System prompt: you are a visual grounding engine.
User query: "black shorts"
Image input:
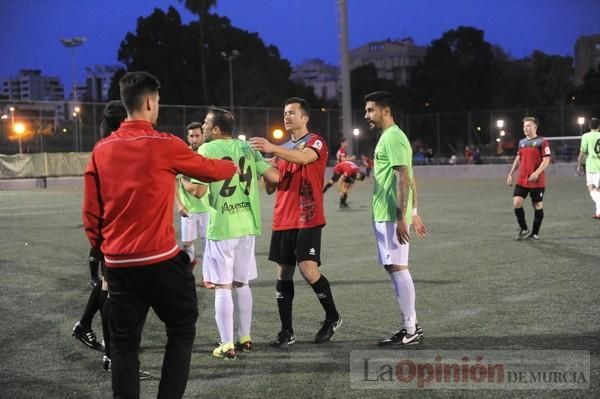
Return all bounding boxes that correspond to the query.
[513,184,545,203]
[269,227,322,266]
[330,172,342,183]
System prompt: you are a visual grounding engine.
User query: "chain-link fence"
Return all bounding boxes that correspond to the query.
[1,100,598,164]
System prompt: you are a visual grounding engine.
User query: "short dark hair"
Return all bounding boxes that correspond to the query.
[589,117,600,130]
[285,97,310,117]
[522,116,539,126]
[363,91,394,110]
[208,106,235,134]
[186,121,203,131]
[119,71,161,114]
[100,100,126,138]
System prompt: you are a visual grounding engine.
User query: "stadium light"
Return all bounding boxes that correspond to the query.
[1,114,7,120]
[60,36,86,100]
[353,128,360,136]
[14,122,25,154]
[495,137,501,143]
[496,119,504,129]
[577,117,585,135]
[272,129,284,140]
[237,134,246,141]
[476,126,481,132]
[499,130,506,137]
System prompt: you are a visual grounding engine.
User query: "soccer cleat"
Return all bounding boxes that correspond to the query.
[339,203,350,209]
[593,214,600,219]
[236,336,253,352]
[400,331,424,346]
[72,322,103,351]
[270,330,296,348]
[212,342,237,360]
[138,370,152,380]
[378,323,423,346]
[527,233,540,241]
[102,355,111,371]
[314,316,343,343]
[514,229,529,241]
[102,356,151,380]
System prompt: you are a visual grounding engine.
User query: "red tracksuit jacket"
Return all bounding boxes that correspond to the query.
[82,120,236,268]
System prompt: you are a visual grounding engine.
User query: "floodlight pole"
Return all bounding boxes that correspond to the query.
[60,37,87,101]
[221,50,240,111]
[337,0,353,155]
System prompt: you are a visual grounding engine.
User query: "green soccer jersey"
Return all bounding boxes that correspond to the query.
[372,124,414,224]
[195,139,271,240]
[580,131,600,173]
[177,178,210,214]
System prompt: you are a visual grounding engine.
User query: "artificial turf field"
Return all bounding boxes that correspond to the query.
[0,175,599,398]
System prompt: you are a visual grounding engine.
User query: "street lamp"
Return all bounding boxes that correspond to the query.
[577,116,585,134]
[60,36,87,100]
[353,128,360,155]
[72,107,82,152]
[14,122,25,154]
[221,50,240,111]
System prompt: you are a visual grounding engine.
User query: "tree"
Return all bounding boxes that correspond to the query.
[179,0,217,104]
[573,66,600,105]
[409,26,495,112]
[111,7,316,107]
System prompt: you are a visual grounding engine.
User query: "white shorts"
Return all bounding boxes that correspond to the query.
[203,236,258,285]
[586,172,600,188]
[181,212,209,242]
[373,221,410,266]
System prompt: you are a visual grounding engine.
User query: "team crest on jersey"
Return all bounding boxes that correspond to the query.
[313,140,323,150]
[544,146,551,155]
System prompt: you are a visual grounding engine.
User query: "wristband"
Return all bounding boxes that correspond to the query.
[412,208,418,216]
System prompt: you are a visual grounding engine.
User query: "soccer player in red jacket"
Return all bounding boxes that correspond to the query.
[82,71,236,399]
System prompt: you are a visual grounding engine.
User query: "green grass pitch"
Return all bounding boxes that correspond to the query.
[0,175,598,398]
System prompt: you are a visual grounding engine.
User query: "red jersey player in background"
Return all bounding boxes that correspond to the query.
[249,97,342,348]
[336,137,355,163]
[323,160,366,208]
[506,116,551,240]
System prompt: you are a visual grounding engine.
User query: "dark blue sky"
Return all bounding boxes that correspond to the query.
[1,0,598,93]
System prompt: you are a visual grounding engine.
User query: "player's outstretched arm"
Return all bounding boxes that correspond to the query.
[249,137,317,165]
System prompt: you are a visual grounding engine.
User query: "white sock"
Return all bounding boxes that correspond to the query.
[390,270,416,334]
[184,243,195,263]
[591,190,600,214]
[235,284,253,339]
[215,288,234,345]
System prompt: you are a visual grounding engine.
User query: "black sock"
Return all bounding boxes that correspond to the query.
[532,208,544,235]
[101,294,111,358]
[323,182,332,193]
[80,283,101,328]
[310,275,339,321]
[514,207,528,230]
[276,280,294,333]
[340,193,348,205]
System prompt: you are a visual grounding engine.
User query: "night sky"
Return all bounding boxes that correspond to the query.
[1,0,598,93]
